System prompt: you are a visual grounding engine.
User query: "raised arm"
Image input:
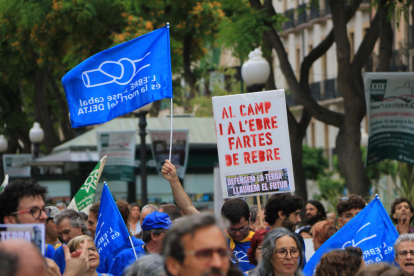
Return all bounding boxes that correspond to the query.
[161,159,199,215]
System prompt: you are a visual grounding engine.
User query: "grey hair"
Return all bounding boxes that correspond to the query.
[163,212,221,264]
[251,228,304,276]
[250,205,265,223]
[125,254,165,276]
[394,233,414,257]
[54,209,90,235]
[142,204,159,212]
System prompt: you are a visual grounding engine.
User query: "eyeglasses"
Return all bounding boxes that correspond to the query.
[10,207,49,219]
[186,248,231,261]
[274,248,300,259]
[227,225,249,234]
[397,250,414,259]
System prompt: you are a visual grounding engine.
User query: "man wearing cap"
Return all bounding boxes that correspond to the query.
[108,211,172,276]
[45,206,62,249]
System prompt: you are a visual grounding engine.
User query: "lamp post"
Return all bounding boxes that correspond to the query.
[0,135,8,181]
[241,48,271,92]
[29,122,44,176]
[135,103,153,206]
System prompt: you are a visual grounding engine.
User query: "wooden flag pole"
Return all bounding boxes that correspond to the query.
[96,155,107,183]
[257,195,263,226]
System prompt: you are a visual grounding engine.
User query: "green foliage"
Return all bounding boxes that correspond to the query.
[371,0,414,28]
[315,171,345,213]
[390,163,414,204]
[302,145,329,180]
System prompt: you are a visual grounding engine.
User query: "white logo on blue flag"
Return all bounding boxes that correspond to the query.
[95,184,130,263]
[303,196,399,276]
[62,26,172,128]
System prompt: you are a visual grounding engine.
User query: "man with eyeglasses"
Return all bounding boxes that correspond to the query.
[394,233,414,276]
[336,194,366,227]
[108,211,172,276]
[164,213,232,276]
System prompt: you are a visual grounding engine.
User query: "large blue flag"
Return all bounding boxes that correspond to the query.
[62,25,172,128]
[303,196,399,276]
[95,183,130,263]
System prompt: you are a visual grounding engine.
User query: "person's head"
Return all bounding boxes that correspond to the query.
[265,193,304,231]
[336,195,366,227]
[253,228,303,276]
[315,247,365,276]
[55,202,66,211]
[0,180,48,224]
[298,227,312,239]
[68,235,100,270]
[130,203,141,220]
[305,200,327,226]
[87,202,100,239]
[159,204,182,221]
[356,262,403,276]
[391,198,414,224]
[221,198,250,242]
[394,233,414,276]
[141,204,159,226]
[142,211,172,253]
[247,229,269,266]
[54,209,89,243]
[125,254,166,276]
[0,239,47,276]
[116,199,131,230]
[45,206,61,241]
[326,212,336,222]
[249,205,265,232]
[163,213,230,276]
[311,220,337,251]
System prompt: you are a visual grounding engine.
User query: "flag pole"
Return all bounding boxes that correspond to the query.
[96,155,107,182]
[169,98,173,161]
[128,236,138,260]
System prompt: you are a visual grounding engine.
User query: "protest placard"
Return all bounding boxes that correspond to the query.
[149,129,189,179]
[0,223,45,255]
[364,73,414,165]
[212,90,295,198]
[2,154,32,178]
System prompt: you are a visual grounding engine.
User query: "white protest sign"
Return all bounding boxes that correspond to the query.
[212,90,295,198]
[0,223,45,255]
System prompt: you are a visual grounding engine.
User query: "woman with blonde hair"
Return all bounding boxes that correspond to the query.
[68,235,112,276]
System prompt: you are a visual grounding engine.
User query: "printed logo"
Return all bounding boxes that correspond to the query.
[370,80,387,102]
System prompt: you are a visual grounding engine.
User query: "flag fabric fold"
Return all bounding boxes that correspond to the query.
[303,196,399,276]
[94,183,130,263]
[62,25,172,128]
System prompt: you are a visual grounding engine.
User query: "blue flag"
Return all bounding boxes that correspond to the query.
[62,25,172,128]
[303,196,399,276]
[95,183,130,263]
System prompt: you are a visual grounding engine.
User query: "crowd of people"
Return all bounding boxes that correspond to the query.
[1,159,414,276]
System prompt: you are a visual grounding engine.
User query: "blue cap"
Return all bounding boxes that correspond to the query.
[142,211,172,231]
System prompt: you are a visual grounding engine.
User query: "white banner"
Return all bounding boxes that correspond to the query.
[3,154,32,178]
[212,90,295,198]
[0,223,45,256]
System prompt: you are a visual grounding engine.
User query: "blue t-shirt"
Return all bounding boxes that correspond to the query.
[108,245,146,276]
[227,231,256,272]
[45,244,55,259]
[104,236,144,272]
[53,245,66,275]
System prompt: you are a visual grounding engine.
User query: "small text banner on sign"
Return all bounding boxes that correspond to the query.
[364,73,414,166]
[0,223,45,255]
[212,90,295,198]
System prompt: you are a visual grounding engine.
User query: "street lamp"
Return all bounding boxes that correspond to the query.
[135,103,153,206]
[241,48,271,92]
[0,135,8,181]
[29,122,44,175]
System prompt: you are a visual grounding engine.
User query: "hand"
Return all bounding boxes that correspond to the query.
[398,217,411,235]
[162,159,177,181]
[45,258,61,276]
[62,238,89,276]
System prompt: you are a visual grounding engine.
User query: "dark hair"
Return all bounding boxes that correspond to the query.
[315,247,363,276]
[130,203,141,211]
[142,229,166,243]
[247,229,269,265]
[89,202,100,217]
[336,195,366,217]
[159,204,182,221]
[356,262,403,276]
[306,200,327,220]
[391,197,414,223]
[116,199,131,226]
[221,198,250,224]
[265,193,304,226]
[249,205,265,223]
[163,213,219,264]
[0,248,18,276]
[0,180,48,223]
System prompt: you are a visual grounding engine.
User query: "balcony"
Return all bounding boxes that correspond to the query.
[324,0,331,15]
[283,9,295,30]
[286,94,299,107]
[297,4,307,25]
[409,25,414,49]
[309,2,320,20]
[310,82,320,101]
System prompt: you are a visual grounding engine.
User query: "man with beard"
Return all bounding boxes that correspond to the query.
[265,192,306,267]
[391,197,414,235]
[295,200,327,237]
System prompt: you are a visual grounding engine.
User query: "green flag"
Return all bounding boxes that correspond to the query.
[67,156,106,214]
[0,175,9,193]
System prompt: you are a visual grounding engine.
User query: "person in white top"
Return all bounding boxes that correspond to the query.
[130,203,142,236]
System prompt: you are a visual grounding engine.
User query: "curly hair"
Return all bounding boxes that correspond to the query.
[247,229,269,265]
[356,262,403,276]
[265,193,304,226]
[315,247,363,276]
[311,220,337,246]
[221,198,250,224]
[0,180,48,223]
[391,197,414,223]
[116,199,131,226]
[336,195,366,217]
